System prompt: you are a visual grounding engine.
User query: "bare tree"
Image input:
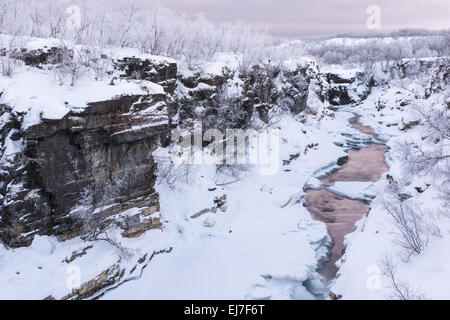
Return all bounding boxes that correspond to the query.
[413,102,450,141]
[0,0,277,70]
[73,187,132,258]
[382,196,439,261]
[0,32,25,77]
[82,12,116,81]
[155,154,193,188]
[117,1,139,49]
[398,140,450,175]
[50,44,76,86]
[397,101,450,204]
[379,254,426,300]
[82,228,133,259]
[29,2,45,37]
[101,172,134,203]
[0,49,15,77]
[47,2,66,39]
[0,0,8,31]
[135,6,166,55]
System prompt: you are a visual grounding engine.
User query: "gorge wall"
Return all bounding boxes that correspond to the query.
[0,44,381,249]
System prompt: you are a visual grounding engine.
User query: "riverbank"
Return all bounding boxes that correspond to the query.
[305,115,389,281]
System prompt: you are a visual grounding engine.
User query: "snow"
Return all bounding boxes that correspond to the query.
[0,34,63,50]
[304,177,322,190]
[322,35,441,47]
[112,47,177,65]
[203,52,241,75]
[0,227,173,299]
[330,64,450,300]
[0,34,177,65]
[1,32,448,300]
[280,57,315,72]
[103,109,354,300]
[326,181,376,202]
[2,130,24,158]
[0,33,173,130]
[0,103,354,299]
[331,188,450,299]
[0,65,164,129]
[320,65,362,78]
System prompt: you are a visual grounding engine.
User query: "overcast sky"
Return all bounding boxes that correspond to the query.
[156,0,450,39]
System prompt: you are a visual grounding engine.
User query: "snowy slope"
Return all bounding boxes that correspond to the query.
[331,66,450,300]
[104,110,357,299]
[1,30,448,300]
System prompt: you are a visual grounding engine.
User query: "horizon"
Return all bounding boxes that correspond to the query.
[155,0,450,39]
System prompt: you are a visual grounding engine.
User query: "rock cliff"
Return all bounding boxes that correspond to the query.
[0,44,356,251]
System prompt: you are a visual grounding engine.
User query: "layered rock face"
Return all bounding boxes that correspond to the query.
[322,71,374,107]
[0,93,169,247]
[0,47,342,249]
[177,59,321,132]
[0,49,178,247]
[115,57,177,96]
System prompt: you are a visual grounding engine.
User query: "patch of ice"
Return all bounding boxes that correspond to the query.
[326,181,376,202]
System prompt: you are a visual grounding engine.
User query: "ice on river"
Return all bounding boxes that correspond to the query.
[326,181,376,203]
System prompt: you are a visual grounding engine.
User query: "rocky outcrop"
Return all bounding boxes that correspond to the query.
[242,64,279,122]
[115,57,178,96]
[0,51,183,247]
[0,46,344,249]
[0,93,169,247]
[421,58,449,98]
[61,247,172,300]
[0,46,72,68]
[114,56,178,123]
[276,61,319,114]
[322,71,374,107]
[325,73,355,106]
[176,66,248,131]
[176,59,321,132]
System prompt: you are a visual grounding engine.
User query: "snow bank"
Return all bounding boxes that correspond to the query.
[331,70,450,300]
[103,109,352,300]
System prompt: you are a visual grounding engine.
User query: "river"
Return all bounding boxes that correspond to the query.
[305,114,389,281]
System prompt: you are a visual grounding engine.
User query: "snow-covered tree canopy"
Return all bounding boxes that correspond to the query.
[0,0,272,69]
[1,0,448,71]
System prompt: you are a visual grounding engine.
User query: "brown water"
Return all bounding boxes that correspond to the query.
[348,114,377,137]
[305,115,389,281]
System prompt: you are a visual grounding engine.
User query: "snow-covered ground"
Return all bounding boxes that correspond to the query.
[103,109,359,299]
[0,34,168,130]
[331,72,450,299]
[1,30,448,299]
[1,80,387,299]
[101,61,450,300]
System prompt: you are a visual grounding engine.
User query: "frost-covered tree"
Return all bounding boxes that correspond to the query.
[382,196,439,260]
[379,254,426,300]
[0,0,274,70]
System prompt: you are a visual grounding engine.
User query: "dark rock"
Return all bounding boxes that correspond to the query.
[0,94,169,246]
[398,193,413,201]
[10,47,73,68]
[328,85,353,106]
[337,156,349,166]
[400,120,420,131]
[115,57,177,95]
[326,73,354,84]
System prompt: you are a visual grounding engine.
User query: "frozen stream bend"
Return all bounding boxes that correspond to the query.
[305,113,389,282]
[99,111,390,300]
[99,110,390,300]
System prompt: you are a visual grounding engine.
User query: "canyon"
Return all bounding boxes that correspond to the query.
[0,36,448,299]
